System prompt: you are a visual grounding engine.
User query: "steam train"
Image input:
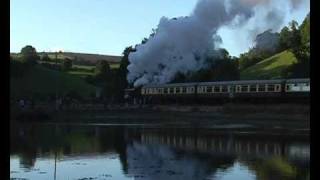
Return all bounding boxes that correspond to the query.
[125,78,310,104]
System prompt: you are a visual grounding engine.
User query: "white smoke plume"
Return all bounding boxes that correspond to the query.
[218,0,309,56]
[127,0,306,87]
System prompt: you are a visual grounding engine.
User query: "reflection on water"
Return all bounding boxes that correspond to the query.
[10,123,309,180]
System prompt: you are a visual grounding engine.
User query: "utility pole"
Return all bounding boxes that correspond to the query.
[55,51,62,111]
[55,51,58,111]
[54,150,57,180]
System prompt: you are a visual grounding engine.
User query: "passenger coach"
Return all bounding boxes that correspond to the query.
[137,78,310,104]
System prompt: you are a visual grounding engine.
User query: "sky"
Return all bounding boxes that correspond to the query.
[10,0,309,57]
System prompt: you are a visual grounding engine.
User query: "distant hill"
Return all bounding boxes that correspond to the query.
[11,52,122,65]
[240,50,297,80]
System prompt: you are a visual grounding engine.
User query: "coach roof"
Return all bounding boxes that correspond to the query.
[142,79,288,88]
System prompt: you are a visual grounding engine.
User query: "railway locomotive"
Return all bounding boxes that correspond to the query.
[125,78,310,104]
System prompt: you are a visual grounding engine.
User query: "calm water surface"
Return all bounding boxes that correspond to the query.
[10,123,309,180]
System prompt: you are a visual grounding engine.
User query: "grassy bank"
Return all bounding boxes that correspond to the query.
[10,64,97,100]
[240,50,297,80]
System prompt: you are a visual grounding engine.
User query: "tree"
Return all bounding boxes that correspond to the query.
[20,45,40,65]
[41,53,50,62]
[218,48,230,60]
[278,26,291,51]
[283,17,310,78]
[238,48,267,70]
[106,46,135,102]
[171,72,187,83]
[300,13,310,45]
[172,49,239,83]
[289,20,302,53]
[119,46,135,87]
[61,58,72,71]
[95,60,110,76]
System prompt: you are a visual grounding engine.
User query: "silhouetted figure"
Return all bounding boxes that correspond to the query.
[19,99,25,110]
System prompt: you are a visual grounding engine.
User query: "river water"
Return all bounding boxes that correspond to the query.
[10,123,309,180]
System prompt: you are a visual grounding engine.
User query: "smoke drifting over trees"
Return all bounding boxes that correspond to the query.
[127,0,307,87]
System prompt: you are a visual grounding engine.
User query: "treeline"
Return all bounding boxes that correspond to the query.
[171,49,240,83]
[11,45,42,77]
[87,47,132,103]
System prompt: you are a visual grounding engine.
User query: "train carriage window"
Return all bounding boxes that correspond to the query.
[202,86,206,93]
[190,87,194,93]
[268,84,276,92]
[285,84,290,91]
[258,84,265,92]
[275,84,281,91]
[176,87,181,93]
[221,86,228,93]
[241,85,248,92]
[164,88,168,94]
[169,88,174,94]
[214,86,220,93]
[207,86,212,93]
[249,85,257,92]
[142,89,145,94]
[182,87,187,93]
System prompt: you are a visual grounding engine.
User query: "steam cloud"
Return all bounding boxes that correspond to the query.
[127,0,306,87]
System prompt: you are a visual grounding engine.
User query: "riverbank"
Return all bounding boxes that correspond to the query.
[11,103,309,131]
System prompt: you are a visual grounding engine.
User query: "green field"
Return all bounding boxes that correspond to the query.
[10,64,97,100]
[46,52,122,63]
[240,50,297,80]
[37,62,120,79]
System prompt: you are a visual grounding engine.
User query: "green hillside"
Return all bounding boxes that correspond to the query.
[240,50,297,80]
[10,64,97,100]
